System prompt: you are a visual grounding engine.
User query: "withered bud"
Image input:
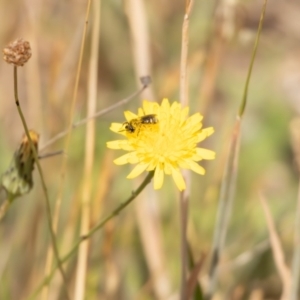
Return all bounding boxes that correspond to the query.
[3,38,32,67]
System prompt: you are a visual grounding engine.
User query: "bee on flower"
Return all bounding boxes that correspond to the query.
[107,99,215,191]
[120,114,159,136]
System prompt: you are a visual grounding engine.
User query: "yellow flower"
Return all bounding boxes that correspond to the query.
[107,99,215,191]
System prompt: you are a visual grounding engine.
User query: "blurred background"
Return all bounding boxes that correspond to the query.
[0,0,300,299]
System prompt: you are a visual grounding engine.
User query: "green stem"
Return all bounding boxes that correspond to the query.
[13,66,70,300]
[238,0,268,117]
[27,171,154,300]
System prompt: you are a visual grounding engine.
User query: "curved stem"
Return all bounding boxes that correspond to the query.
[27,171,154,300]
[39,77,151,152]
[13,66,70,300]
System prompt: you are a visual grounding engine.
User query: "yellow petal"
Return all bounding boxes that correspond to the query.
[114,152,139,165]
[170,101,181,113]
[124,111,138,121]
[188,113,203,126]
[127,153,139,164]
[119,143,134,151]
[198,127,214,142]
[110,123,123,133]
[138,107,144,116]
[114,154,130,165]
[181,106,189,122]
[146,159,158,171]
[142,100,160,115]
[107,141,121,149]
[161,98,170,111]
[171,167,186,191]
[188,161,205,175]
[154,165,164,190]
[153,102,160,115]
[178,160,190,169]
[163,162,172,175]
[196,148,216,160]
[127,163,148,178]
[107,140,133,151]
[142,100,151,114]
[190,153,203,161]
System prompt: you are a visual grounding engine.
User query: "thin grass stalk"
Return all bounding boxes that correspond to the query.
[91,151,114,224]
[39,81,149,152]
[186,244,205,300]
[41,0,91,297]
[206,1,268,298]
[197,0,224,116]
[134,188,171,299]
[290,119,300,300]
[74,1,101,299]
[179,189,189,300]
[125,0,154,100]
[125,0,172,298]
[219,240,269,273]
[54,0,91,207]
[206,119,241,299]
[196,0,227,116]
[259,194,291,300]
[238,0,268,117]
[197,35,223,116]
[13,67,70,300]
[24,0,44,133]
[27,171,154,300]
[290,179,300,300]
[179,1,193,299]
[180,0,193,107]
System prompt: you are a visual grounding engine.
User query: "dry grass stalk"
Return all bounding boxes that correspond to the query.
[179,1,194,299]
[259,193,291,300]
[74,0,101,299]
[41,0,92,297]
[125,0,171,299]
[206,0,268,297]
[289,119,300,300]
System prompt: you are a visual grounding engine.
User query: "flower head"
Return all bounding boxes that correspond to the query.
[3,38,32,67]
[107,99,215,191]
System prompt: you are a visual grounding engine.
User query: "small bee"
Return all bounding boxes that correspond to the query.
[121,114,158,135]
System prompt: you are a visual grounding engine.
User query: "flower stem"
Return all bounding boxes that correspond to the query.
[27,171,154,300]
[13,66,70,300]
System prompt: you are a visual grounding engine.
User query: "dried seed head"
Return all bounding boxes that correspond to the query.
[1,130,39,202]
[3,38,32,67]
